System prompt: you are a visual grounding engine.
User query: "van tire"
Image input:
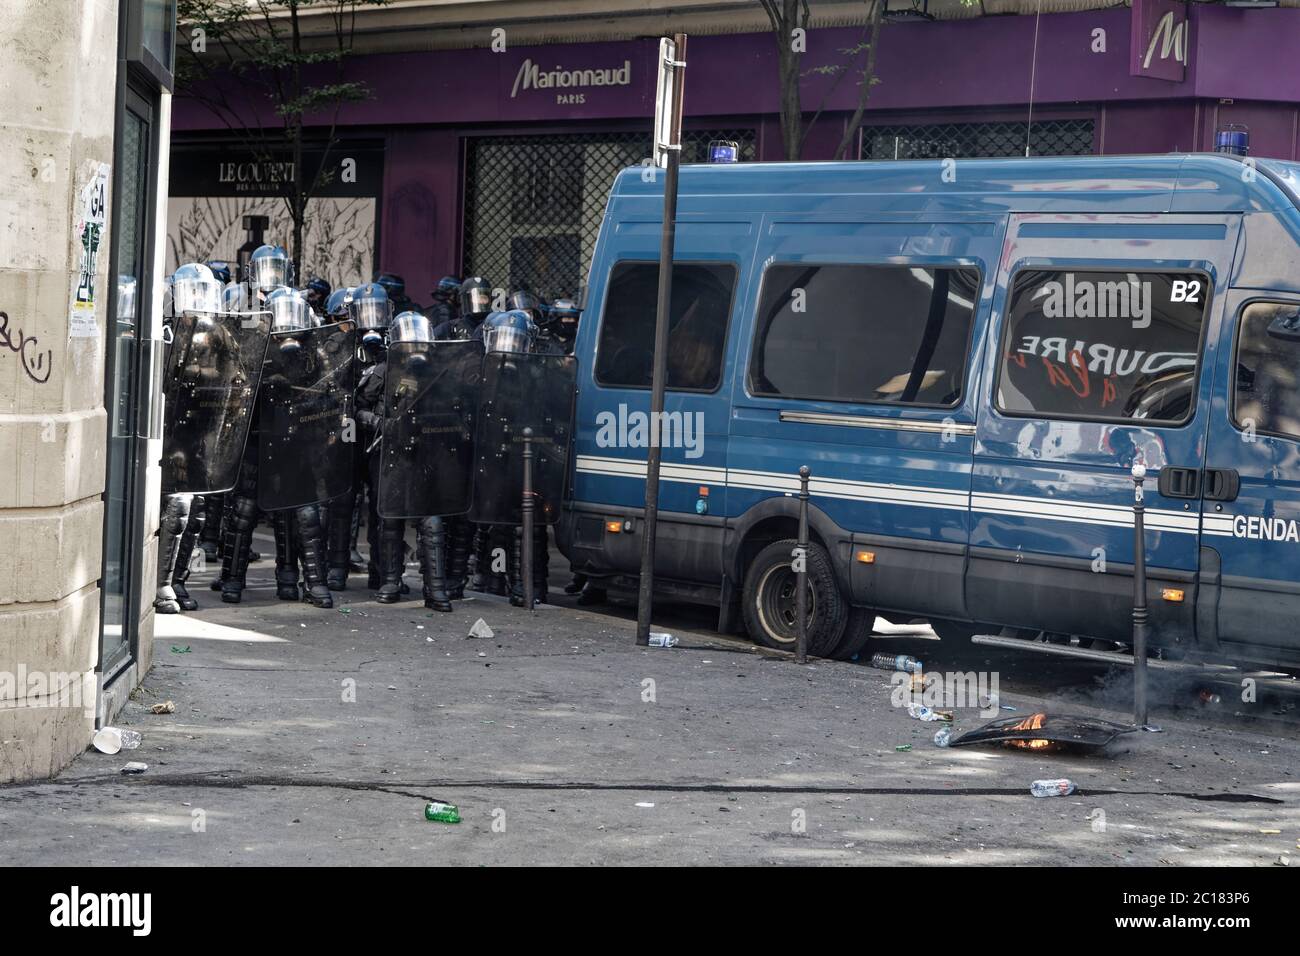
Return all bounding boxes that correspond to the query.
[828,607,876,661]
[742,539,847,657]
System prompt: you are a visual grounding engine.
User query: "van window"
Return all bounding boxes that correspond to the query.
[747,264,980,407]
[594,261,736,391]
[996,270,1210,424]
[1234,301,1300,441]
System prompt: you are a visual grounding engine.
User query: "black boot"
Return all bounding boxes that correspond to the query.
[376,519,406,603]
[154,494,190,613]
[326,491,354,591]
[200,492,223,562]
[273,511,300,601]
[446,516,471,600]
[220,496,257,604]
[296,504,334,608]
[417,517,452,612]
[171,495,205,612]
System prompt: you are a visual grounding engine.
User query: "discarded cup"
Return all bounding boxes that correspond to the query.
[92,727,141,755]
[933,726,952,747]
[424,801,461,824]
[1029,778,1076,798]
[648,632,678,648]
[870,653,922,674]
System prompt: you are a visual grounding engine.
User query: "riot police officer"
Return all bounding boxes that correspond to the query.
[330,282,395,592]
[375,273,418,315]
[369,311,459,610]
[156,262,223,614]
[424,275,461,327]
[481,309,554,608]
[434,275,492,341]
[304,276,332,317]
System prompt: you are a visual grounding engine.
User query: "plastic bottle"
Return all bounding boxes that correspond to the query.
[870,653,922,674]
[424,801,461,823]
[648,632,678,648]
[933,726,952,747]
[1029,779,1076,798]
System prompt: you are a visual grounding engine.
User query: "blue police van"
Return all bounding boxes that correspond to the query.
[555,154,1300,670]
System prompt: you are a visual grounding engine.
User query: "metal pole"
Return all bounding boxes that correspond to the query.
[1131,462,1149,726]
[522,426,535,611]
[795,466,811,664]
[636,34,687,647]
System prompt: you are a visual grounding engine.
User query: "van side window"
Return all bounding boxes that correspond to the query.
[747,264,980,407]
[1234,301,1300,441]
[996,270,1210,424]
[594,261,736,391]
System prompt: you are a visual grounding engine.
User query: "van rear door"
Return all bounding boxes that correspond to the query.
[1200,292,1300,668]
[968,214,1240,647]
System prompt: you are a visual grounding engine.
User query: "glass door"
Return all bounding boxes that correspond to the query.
[101,89,154,678]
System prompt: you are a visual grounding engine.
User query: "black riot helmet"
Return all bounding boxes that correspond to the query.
[248,244,294,292]
[482,310,536,355]
[432,275,461,304]
[547,297,582,341]
[507,289,542,322]
[324,287,353,320]
[374,273,406,302]
[459,276,493,322]
[206,260,233,286]
[304,276,331,313]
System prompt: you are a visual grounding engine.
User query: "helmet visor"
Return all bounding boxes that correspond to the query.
[462,286,493,316]
[174,276,223,316]
[270,295,312,332]
[250,254,289,290]
[353,297,392,330]
[489,325,530,354]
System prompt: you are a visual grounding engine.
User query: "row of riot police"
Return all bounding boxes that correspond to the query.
[156,245,580,617]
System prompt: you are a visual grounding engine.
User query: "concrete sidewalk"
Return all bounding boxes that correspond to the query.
[2,559,1298,866]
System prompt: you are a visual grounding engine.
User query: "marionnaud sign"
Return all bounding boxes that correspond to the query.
[1130,0,1190,82]
[511,58,633,104]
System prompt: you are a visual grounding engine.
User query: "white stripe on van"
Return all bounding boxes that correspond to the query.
[574,455,1201,535]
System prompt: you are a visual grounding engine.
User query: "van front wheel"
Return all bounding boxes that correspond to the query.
[742,539,847,657]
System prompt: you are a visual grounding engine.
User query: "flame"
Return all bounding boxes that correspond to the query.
[1002,712,1057,751]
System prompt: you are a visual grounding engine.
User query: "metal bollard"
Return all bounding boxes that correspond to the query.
[522,426,535,612]
[795,465,811,664]
[1131,461,1149,726]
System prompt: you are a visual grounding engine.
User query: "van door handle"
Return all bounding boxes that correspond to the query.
[1157,466,1200,499]
[1203,468,1240,502]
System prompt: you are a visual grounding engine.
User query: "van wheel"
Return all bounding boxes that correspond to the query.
[742,539,847,657]
[828,606,876,661]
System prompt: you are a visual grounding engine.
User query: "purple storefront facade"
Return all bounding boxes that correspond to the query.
[170,4,1300,301]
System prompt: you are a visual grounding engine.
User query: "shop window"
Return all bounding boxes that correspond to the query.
[747,263,980,407]
[996,269,1210,424]
[1234,301,1300,441]
[594,261,736,392]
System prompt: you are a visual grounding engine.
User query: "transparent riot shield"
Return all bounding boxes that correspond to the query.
[257,321,358,510]
[469,352,577,525]
[377,339,483,519]
[161,309,271,495]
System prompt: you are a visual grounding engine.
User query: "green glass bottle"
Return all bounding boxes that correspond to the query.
[424,801,461,824]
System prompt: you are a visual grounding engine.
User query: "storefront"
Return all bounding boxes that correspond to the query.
[169,2,1300,307]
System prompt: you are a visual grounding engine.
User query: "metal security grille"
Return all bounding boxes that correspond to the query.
[860,119,1095,160]
[463,129,756,302]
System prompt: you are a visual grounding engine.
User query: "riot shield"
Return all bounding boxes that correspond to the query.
[161,309,271,495]
[257,321,358,510]
[469,352,577,525]
[377,339,483,519]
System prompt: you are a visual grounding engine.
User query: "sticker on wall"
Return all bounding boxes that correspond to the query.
[70,162,111,339]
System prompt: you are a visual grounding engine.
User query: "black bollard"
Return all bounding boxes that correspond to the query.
[522,427,535,612]
[1131,461,1149,726]
[795,465,811,664]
